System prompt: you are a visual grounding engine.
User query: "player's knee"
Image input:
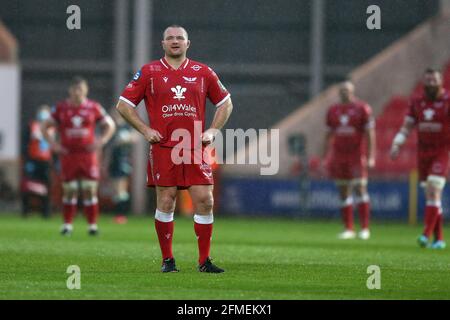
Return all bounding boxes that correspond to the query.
[195,195,214,213]
[80,180,98,195]
[426,175,446,192]
[354,186,368,198]
[426,189,442,202]
[158,195,176,212]
[62,181,78,197]
[354,193,370,204]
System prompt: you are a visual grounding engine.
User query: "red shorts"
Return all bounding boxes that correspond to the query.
[147,144,214,189]
[328,156,367,181]
[418,151,449,183]
[60,152,99,182]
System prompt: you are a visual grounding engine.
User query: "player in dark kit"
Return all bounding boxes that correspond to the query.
[108,109,138,224]
[322,81,376,240]
[116,25,233,273]
[391,69,450,249]
[42,77,116,236]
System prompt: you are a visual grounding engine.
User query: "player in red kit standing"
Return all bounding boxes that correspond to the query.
[322,81,376,240]
[391,69,449,249]
[42,77,116,236]
[116,25,233,273]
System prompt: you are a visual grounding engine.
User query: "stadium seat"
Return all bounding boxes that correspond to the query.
[412,82,424,97]
[373,95,418,177]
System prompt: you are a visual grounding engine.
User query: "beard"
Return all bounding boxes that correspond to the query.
[165,47,185,59]
[167,52,183,59]
[424,86,440,100]
[339,93,351,103]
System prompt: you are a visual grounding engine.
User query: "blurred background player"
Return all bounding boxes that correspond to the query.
[391,68,450,249]
[116,25,233,273]
[41,77,116,236]
[21,105,53,218]
[107,109,138,224]
[322,81,376,240]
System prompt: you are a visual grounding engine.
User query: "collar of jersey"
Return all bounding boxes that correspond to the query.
[160,57,190,71]
[66,98,88,108]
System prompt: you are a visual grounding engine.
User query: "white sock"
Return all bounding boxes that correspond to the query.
[62,224,73,231]
[194,214,214,224]
[155,209,174,223]
[88,224,98,230]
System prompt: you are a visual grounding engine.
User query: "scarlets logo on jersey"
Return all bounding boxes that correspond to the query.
[183,76,197,83]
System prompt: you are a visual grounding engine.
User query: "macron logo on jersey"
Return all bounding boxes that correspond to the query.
[171,85,187,101]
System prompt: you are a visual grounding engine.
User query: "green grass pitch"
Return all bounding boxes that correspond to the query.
[1,213,450,299]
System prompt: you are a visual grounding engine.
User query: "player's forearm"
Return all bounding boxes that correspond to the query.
[116,100,150,136]
[367,128,376,159]
[99,116,116,145]
[209,98,233,131]
[392,122,413,148]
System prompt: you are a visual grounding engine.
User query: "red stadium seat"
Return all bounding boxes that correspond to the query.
[412,82,424,97]
[373,95,417,177]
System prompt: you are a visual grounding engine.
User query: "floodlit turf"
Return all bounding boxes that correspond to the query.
[1,213,450,300]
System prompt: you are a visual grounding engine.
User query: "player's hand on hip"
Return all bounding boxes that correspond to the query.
[390,144,400,160]
[143,127,163,144]
[201,129,217,145]
[51,142,68,155]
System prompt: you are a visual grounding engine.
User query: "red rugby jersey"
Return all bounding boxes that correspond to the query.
[406,90,450,157]
[326,100,374,159]
[120,58,230,148]
[51,99,106,152]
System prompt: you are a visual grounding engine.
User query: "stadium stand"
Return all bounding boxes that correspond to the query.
[0,0,439,131]
[373,96,416,177]
[226,11,450,178]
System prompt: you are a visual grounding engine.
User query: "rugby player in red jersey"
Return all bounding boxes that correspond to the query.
[391,68,450,249]
[42,77,116,236]
[322,81,376,240]
[116,25,233,273]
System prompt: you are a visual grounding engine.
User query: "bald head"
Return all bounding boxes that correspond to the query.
[339,81,355,103]
[163,25,188,40]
